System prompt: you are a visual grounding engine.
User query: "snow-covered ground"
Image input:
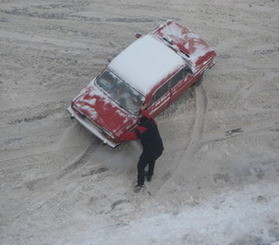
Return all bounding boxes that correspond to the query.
[1,0,278,244]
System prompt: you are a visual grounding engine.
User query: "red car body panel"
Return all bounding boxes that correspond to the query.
[67,20,216,147]
[152,21,216,74]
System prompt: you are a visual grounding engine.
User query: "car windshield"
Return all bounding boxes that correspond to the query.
[95,69,144,115]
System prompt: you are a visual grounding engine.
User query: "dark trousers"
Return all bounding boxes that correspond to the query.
[137,152,157,186]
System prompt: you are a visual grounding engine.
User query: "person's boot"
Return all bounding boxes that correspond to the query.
[146,175,152,182]
[145,171,152,182]
[134,184,144,193]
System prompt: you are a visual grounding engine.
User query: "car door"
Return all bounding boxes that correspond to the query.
[169,66,194,102]
[147,80,171,117]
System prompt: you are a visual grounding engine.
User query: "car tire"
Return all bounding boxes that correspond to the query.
[194,72,204,87]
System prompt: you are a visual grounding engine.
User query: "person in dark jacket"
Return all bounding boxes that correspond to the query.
[120,110,164,192]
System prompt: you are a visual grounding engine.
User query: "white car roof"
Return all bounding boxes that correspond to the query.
[108,35,185,96]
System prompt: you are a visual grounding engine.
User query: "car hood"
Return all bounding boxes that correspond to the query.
[72,82,138,136]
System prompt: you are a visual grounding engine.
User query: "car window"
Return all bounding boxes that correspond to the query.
[151,81,169,105]
[95,69,144,115]
[170,66,190,88]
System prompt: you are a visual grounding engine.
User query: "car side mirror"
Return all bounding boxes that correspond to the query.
[135,33,142,39]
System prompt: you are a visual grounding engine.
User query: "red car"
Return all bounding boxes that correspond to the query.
[67,20,216,147]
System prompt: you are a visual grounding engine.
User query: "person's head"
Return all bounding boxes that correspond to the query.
[139,115,148,125]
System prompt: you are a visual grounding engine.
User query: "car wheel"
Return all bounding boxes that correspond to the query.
[194,72,204,87]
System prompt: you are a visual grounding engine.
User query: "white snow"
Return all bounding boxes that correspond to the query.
[87,99,96,106]
[108,35,185,95]
[155,20,214,71]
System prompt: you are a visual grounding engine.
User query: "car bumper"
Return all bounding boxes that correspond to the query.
[67,106,118,148]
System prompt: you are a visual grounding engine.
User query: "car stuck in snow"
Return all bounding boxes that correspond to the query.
[67,20,216,147]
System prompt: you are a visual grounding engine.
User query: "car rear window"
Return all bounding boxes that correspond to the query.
[151,81,170,104]
[170,67,190,88]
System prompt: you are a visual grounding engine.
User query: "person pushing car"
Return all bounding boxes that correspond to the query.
[120,109,164,192]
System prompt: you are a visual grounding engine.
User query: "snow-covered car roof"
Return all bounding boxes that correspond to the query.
[108,35,185,96]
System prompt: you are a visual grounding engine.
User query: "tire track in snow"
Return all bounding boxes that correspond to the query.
[187,85,207,156]
[151,85,207,194]
[23,122,100,190]
[24,144,93,190]
[200,119,279,145]
[8,142,105,222]
[0,30,94,50]
[240,72,278,103]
